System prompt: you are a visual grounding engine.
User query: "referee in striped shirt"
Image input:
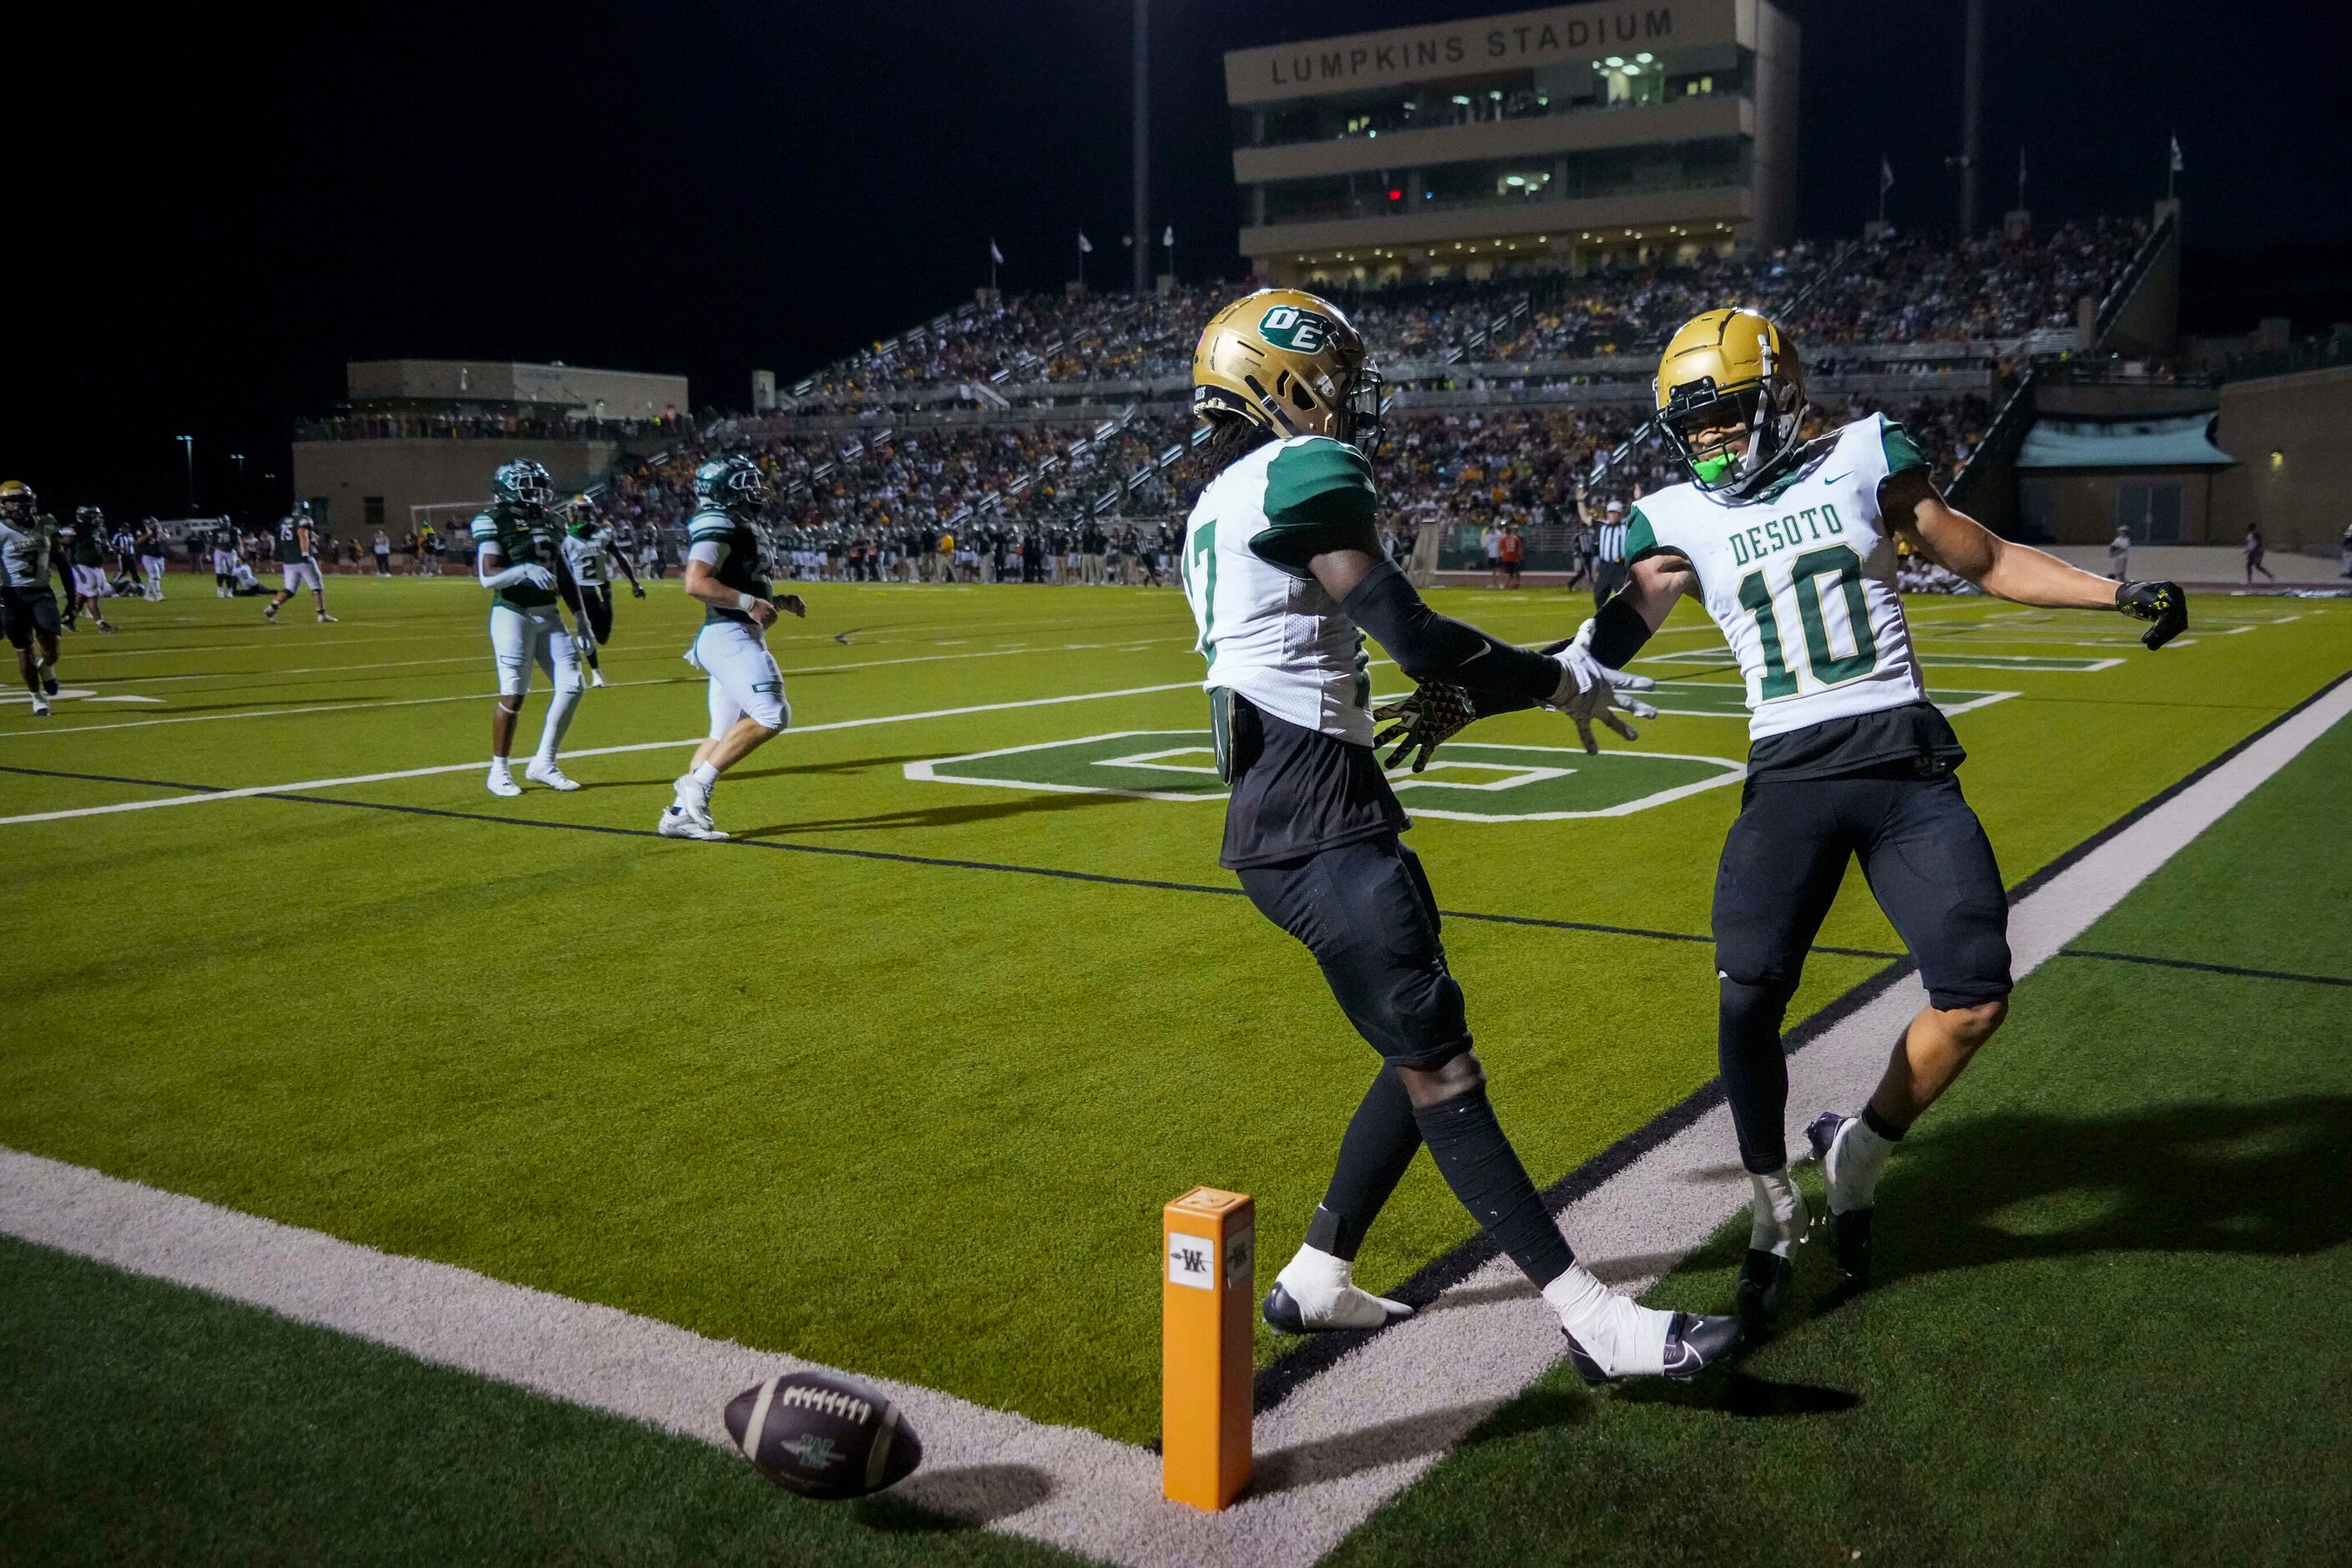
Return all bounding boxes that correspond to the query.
[1593,499,1630,608]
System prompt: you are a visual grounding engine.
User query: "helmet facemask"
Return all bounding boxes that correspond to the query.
[1659,370,1804,498]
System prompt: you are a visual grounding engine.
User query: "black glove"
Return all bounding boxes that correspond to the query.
[1373,681,1479,772]
[2117,579,2188,650]
[630,581,647,599]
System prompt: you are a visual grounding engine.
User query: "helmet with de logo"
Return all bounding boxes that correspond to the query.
[1191,288,1387,455]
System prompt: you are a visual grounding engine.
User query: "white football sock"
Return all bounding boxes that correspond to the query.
[1748,1167,1808,1257]
[1274,1245,1409,1330]
[535,683,580,766]
[690,761,721,790]
[1825,1115,1897,1214]
[1543,1262,1671,1377]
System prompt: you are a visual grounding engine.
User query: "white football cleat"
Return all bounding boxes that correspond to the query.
[30,695,52,717]
[524,760,580,792]
[589,669,607,688]
[485,764,523,798]
[657,802,729,840]
[1262,1245,1412,1333]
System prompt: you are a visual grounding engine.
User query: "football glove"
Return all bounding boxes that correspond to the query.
[1373,681,1478,772]
[2117,579,2188,650]
[630,581,647,599]
[1545,620,1659,754]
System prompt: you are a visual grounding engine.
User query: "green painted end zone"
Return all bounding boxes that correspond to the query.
[907,731,1747,820]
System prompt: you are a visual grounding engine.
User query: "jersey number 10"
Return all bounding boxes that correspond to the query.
[1737,544,1878,699]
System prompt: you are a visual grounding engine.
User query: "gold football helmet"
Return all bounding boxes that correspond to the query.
[1192,288,1386,453]
[0,479,34,524]
[1654,308,1807,495]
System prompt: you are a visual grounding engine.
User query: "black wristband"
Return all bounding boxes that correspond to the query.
[1588,593,1655,669]
[1339,560,1560,708]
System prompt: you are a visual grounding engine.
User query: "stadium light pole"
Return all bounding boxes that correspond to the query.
[177,434,195,512]
[1131,0,1150,294]
[1957,0,1985,235]
[230,453,245,522]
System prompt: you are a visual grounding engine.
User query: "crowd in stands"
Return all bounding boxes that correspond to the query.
[279,220,2148,599]
[786,219,2144,404]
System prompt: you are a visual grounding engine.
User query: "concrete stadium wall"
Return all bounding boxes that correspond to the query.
[291,438,622,538]
[2212,364,2352,557]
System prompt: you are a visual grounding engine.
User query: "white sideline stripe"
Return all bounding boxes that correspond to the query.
[1,679,2341,1568]
[0,680,1201,827]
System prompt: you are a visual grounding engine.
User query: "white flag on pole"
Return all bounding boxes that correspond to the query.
[2168,134,2184,173]
[1162,225,1174,247]
[1879,154,1895,195]
[990,239,1004,266]
[1077,231,1094,254]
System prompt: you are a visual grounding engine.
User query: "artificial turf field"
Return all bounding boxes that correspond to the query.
[3,571,2348,1564]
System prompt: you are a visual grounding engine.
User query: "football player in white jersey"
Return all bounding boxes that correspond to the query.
[1183,290,1737,1385]
[1388,308,2187,1329]
[557,500,645,689]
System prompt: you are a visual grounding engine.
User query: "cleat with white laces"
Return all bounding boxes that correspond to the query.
[524,760,580,792]
[589,669,607,688]
[658,803,729,840]
[316,612,337,624]
[264,604,277,623]
[30,695,52,717]
[1262,1245,1413,1333]
[485,764,523,798]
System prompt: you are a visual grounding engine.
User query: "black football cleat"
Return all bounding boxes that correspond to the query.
[1564,1311,1743,1387]
[1824,1206,1874,1289]
[1736,1247,1794,1336]
[41,674,58,696]
[1806,1113,1875,1289]
[1262,1282,1310,1333]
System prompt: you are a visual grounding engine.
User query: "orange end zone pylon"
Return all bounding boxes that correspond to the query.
[1161,1186,1255,1510]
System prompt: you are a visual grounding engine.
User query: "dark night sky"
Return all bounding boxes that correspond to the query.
[13,0,2350,518]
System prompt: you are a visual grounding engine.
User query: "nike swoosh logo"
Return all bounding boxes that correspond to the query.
[1821,472,1852,484]
[1460,645,1490,664]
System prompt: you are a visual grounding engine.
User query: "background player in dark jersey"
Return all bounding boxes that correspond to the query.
[0,483,65,716]
[660,456,805,842]
[264,502,336,623]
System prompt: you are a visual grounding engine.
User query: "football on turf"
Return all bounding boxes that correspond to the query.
[723,1370,922,1499]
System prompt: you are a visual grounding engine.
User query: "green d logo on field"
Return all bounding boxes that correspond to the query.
[905,731,1745,822]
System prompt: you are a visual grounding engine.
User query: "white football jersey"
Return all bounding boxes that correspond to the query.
[562,525,613,586]
[1181,435,1376,745]
[1629,414,1930,741]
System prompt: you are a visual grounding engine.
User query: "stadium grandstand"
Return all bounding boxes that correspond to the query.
[462,215,2143,585]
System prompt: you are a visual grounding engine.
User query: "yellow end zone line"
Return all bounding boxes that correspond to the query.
[0,680,1206,827]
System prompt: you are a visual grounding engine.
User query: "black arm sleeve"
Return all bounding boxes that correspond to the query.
[1339,560,1560,710]
[1587,592,1656,669]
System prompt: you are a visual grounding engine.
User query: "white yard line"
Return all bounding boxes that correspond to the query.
[0,635,1194,741]
[0,680,1203,827]
[3,679,2342,1566]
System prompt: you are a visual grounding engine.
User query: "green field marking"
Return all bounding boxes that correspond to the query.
[1640,646,2122,673]
[907,731,1747,820]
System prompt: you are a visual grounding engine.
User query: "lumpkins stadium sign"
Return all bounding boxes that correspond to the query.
[1224,0,1737,106]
